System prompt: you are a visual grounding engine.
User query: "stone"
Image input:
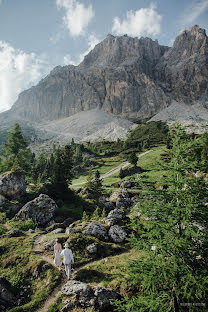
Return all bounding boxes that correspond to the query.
[43,239,56,251]
[121,181,133,188]
[7,229,23,237]
[16,194,57,227]
[108,225,127,243]
[104,201,115,211]
[109,192,120,203]
[66,228,82,235]
[51,228,65,234]
[63,217,74,227]
[116,197,132,209]
[61,280,93,304]
[103,208,124,226]
[0,277,16,310]
[93,286,120,311]
[83,222,108,241]
[46,223,66,232]
[0,171,26,200]
[86,243,97,254]
[0,200,21,218]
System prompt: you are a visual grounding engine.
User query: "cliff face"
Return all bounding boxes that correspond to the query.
[9,25,208,122]
[155,25,208,105]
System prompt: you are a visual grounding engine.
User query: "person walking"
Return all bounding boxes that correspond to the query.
[61,242,74,280]
[53,238,62,270]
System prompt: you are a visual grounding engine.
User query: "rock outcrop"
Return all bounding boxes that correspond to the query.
[61,280,120,311]
[16,194,57,227]
[0,171,26,200]
[155,25,208,106]
[83,222,108,241]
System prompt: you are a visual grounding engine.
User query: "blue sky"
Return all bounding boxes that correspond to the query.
[0,0,208,112]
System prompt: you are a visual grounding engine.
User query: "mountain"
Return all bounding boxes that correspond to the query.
[0,25,208,142]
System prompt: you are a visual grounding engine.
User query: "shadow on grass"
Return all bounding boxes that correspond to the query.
[75,269,114,284]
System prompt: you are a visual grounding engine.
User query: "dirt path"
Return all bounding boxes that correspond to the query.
[33,234,67,312]
[2,223,12,231]
[72,149,153,186]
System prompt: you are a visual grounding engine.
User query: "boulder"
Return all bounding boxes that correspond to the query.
[86,243,97,254]
[46,223,66,232]
[103,208,125,225]
[108,225,127,243]
[109,192,120,203]
[0,171,26,200]
[66,228,82,235]
[0,200,21,218]
[120,181,133,188]
[83,222,108,241]
[62,280,93,305]
[103,201,115,211]
[94,286,120,311]
[116,197,132,209]
[7,229,23,237]
[52,228,65,234]
[0,277,16,311]
[63,217,74,227]
[16,194,57,227]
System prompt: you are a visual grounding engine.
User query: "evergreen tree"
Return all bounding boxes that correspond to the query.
[0,123,32,174]
[119,168,125,179]
[128,151,138,167]
[114,124,208,312]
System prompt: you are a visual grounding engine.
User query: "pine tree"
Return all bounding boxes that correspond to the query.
[128,151,138,167]
[0,123,32,174]
[114,124,208,312]
[118,168,125,179]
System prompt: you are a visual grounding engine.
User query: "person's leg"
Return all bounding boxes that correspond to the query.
[65,264,71,280]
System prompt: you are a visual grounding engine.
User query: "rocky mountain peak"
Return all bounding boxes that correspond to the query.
[1,25,207,130]
[170,25,207,59]
[79,34,169,68]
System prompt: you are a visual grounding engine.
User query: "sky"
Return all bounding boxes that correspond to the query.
[0,0,208,113]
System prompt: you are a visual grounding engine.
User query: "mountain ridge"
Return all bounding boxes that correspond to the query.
[0,25,208,142]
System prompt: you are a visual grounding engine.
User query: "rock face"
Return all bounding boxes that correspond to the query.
[83,222,108,241]
[16,194,57,227]
[0,171,26,200]
[1,25,207,134]
[155,25,208,106]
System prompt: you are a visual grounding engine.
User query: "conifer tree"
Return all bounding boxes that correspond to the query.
[128,151,138,167]
[0,123,32,174]
[114,124,208,312]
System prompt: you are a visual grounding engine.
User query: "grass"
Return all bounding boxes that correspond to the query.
[0,234,61,312]
[74,249,144,294]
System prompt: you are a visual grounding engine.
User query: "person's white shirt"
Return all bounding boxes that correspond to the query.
[60,248,74,265]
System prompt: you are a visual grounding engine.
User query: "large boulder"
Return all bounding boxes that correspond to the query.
[108,225,127,243]
[62,280,93,305]
[93,286,120,311]
[83,222,108,241]
[0,199,21,218]
[16,194,57,227]
[61,280,120,311]
[0,277,16,311]
[0,171,26,200]
[103,208,125,226]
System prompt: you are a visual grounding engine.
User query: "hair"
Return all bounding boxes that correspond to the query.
[56,238,60,243]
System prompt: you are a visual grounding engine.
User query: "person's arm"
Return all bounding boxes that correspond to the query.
[70,250,74,264]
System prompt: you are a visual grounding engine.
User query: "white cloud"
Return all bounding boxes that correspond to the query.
[112,3,162,38]
[56,0,94,37]
[63,34,100,65]
[0,41,50,112]
[180,0,208,27]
